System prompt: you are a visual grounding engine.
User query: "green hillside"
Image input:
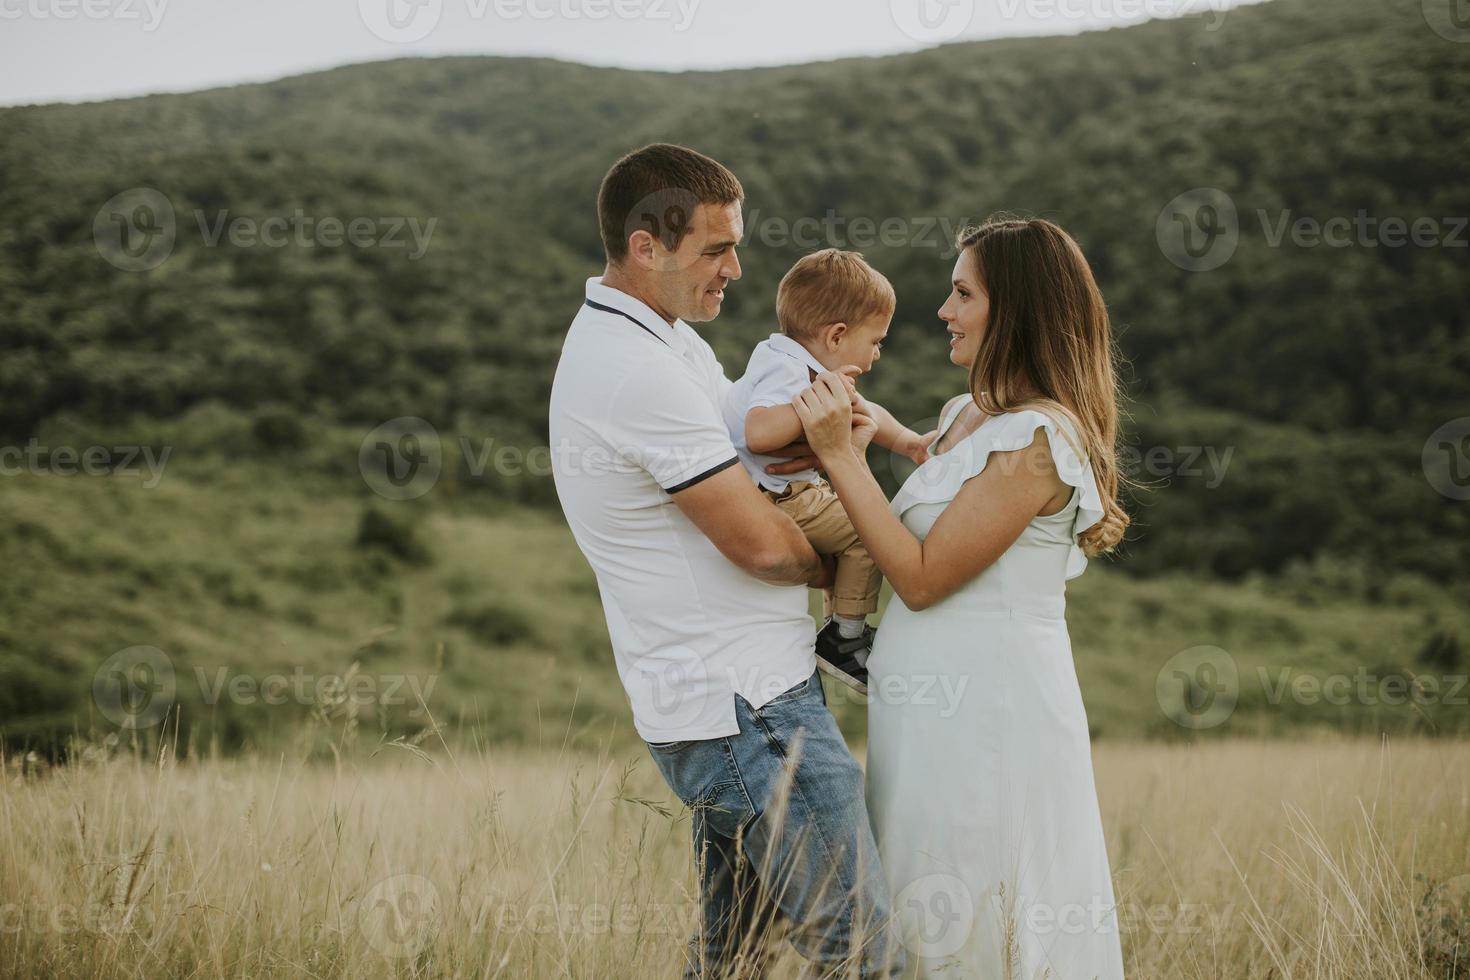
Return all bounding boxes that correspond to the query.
[2,457,1466,754]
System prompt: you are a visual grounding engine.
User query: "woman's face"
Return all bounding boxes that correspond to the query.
[938,248,988,368]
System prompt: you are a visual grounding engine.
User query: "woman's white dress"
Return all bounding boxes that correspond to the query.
[866,404,1125,980]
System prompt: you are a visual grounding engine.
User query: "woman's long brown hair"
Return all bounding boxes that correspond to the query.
[957,217,1129,556]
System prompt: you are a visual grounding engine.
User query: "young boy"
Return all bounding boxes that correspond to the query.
[722,249,932,693]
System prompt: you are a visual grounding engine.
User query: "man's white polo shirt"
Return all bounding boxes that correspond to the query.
[548,277,817,743]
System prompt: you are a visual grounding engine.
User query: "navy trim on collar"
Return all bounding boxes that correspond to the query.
[583,299,671,348]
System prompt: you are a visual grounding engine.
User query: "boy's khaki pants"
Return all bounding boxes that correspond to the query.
[764,479,881,619]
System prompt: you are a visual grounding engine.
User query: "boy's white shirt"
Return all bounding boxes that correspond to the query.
[723,332,829,493]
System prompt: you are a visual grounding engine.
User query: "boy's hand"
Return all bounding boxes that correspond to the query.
[895,428,939,466]
[816,366,862,403]
[911,428,940,465]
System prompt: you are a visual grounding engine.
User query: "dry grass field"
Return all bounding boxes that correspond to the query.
[2,734,1467,979]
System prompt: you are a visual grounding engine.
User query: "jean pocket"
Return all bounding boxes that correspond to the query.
[760,671,818,708]
[645,738,692,753]
[687,779,756,838]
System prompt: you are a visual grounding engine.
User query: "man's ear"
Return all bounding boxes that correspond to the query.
[823,322,849,351]
[626,229,659,271]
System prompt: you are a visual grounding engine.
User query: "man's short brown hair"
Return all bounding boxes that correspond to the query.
[776,249,896,342]
[597,143,745,263]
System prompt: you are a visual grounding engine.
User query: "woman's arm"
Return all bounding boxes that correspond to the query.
[794,375,1067,611]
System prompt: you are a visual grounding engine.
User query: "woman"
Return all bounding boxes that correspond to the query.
[793,217,1129,978]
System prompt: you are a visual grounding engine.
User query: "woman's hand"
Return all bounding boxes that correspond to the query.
[793,371,869,462]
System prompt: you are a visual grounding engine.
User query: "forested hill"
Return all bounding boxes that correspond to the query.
[1,0,1466,584]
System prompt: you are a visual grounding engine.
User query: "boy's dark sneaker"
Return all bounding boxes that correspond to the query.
[814,618,874,694]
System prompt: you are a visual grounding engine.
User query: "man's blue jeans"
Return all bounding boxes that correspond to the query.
[646,669,905,978]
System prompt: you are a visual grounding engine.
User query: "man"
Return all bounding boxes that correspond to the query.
[549,143,903,978]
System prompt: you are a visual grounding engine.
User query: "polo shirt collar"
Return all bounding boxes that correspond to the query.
[764,332,827,379]
[585,277,689,355]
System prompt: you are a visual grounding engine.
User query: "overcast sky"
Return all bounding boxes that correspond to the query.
[0,0,1266,107]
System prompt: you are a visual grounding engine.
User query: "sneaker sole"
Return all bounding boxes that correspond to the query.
[816,657,869,697]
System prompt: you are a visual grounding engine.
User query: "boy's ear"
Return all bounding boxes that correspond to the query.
[824,321,849,350]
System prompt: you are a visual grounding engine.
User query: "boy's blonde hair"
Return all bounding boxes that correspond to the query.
[776,248,896,343]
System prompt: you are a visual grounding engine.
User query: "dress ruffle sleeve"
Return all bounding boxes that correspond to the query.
[889,407,1105,579]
